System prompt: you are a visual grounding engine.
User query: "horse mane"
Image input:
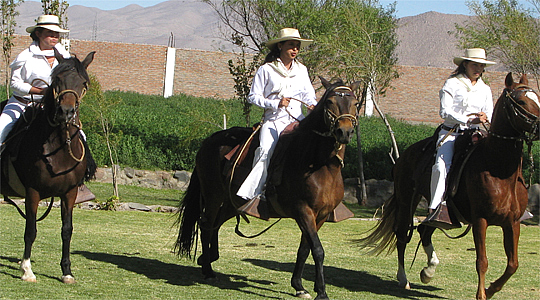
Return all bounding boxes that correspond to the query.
[293,78,347,134]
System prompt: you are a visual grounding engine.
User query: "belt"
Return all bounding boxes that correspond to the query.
[441,124,466,133]
[14,96,30,105]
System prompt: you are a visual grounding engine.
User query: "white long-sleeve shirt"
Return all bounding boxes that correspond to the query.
[248,58,317,122]
[439,73,493,129]
[9,41,71,102]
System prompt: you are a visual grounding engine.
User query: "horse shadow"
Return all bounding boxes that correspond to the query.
[72,251,286,299]
[243,258,446,299]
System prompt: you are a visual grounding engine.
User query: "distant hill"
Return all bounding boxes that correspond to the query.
[14,1,493,69]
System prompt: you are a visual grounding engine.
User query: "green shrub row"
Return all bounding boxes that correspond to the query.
[0,84,537,182]
[78,89,538,183]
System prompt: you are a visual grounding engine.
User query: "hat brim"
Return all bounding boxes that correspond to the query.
[265,37,313,49]
[26,24,69,34]
[453,57,496,66]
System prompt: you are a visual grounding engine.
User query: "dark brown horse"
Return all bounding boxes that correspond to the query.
[175,78,360,299]
[359,73,539,300]
[1,50,95,283]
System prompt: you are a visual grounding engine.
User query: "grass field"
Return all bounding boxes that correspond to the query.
[0,196,538,299]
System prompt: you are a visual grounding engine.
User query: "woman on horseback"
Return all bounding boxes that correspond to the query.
[236,28,317,202]
[427,48,495,220]
[0,15,70,150]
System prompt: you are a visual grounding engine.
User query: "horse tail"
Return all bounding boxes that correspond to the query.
[174,167,201,258]
[357,194,399,256]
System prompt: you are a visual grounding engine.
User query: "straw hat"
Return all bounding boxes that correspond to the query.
[453,48,496,66]
[26,15,69,34]
[265,28,313,49]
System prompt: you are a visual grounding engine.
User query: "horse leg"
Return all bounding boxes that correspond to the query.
[294,215,328,300]
[396,233,410,289]
[197,225,218,279]
[418,225,439,284]
[473,218,489,300]
[291,234,311,299]
[20,189,40,282]
[59,189,77,284]
[485,222,520,299]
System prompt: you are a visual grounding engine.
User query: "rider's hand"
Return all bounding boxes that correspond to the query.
[279,97,291,108]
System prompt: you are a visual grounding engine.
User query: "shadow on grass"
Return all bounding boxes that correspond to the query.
[72,251,286,299]
[243,258,446,299]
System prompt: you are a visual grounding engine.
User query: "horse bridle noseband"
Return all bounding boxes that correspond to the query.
[491,85,540,142]
[315,86,359,138]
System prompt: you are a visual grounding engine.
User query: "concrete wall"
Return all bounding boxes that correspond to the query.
[0,35,521,124]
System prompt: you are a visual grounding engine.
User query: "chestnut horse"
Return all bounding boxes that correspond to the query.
[1,50,95,283]
[175,78,360,299]
[359,73,539,300]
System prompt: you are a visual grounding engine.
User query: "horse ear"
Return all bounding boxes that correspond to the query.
[319,76,331,89]
[82,51,96,69]
[349,81,361,92]
[519,73,528,85]
[54,47,64,64]
[505,72,514,88]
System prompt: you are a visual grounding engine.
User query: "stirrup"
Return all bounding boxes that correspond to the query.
[75,184,95,204]
[422,201,461,230]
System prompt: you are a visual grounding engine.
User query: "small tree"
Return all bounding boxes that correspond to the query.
[454,0,540,88]
[1,0,22,99]
[84,75,121,198]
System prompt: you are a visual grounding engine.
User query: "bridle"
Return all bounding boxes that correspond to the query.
[313,85,359,167]
[46,77,88,163]
[315,86,359,138]
[490,85,540,143]
[491,84,540,187]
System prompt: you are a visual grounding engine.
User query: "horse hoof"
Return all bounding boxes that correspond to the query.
[62,275,76,284]
[399,281,411,290]
[295,290,312,299]
[420,268,433,284]
[21,275,37,282]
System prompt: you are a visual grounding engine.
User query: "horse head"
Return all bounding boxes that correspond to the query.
[319,77,361,144]
[48,49,95,125]
[493,73,540,141]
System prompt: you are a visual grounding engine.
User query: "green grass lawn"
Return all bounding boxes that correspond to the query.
[0,199,538,299]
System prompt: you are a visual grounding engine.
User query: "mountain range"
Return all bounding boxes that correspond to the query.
[14,0,482,69]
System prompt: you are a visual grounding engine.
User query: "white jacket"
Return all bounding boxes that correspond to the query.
[10,42,71,102]
[248,58,317,122]
[439,74,493,130]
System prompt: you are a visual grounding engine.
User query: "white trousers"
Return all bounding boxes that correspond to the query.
[0,97,27,147]
[236,117,291,200]
[429,129,458,209]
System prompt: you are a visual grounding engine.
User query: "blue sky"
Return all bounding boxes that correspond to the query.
[61,0,535,18]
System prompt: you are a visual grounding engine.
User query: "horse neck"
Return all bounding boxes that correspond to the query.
[484,99,524,172]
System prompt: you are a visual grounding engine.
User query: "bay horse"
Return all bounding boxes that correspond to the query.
[359,73,539,300]
[1,50,95,283]
[175,78,360,300]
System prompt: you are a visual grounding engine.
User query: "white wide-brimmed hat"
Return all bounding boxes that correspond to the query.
[26,15,69,34]
[453,48,496,66]
[265,28,313,49]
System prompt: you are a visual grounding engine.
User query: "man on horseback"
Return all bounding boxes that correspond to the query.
[236,28,317,210]
[425,48,495,227]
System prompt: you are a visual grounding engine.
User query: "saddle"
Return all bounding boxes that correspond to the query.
[230,122,353,222]
[421,125,486,229]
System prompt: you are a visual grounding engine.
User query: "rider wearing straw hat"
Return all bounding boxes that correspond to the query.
[426,48,496,224]
[0,15,95,203]
[237,28,317,203]
[0,15,70,150]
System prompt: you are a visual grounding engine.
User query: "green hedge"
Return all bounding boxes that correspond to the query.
[0,84,537,182]
[78,90,538,183]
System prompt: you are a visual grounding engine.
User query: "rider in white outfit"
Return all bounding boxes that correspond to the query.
[0,15,70,150]
[429,48,495,211]
[237,28,317,201]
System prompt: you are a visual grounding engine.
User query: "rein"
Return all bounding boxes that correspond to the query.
[312,86,358,167]
[490,85,539,186]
